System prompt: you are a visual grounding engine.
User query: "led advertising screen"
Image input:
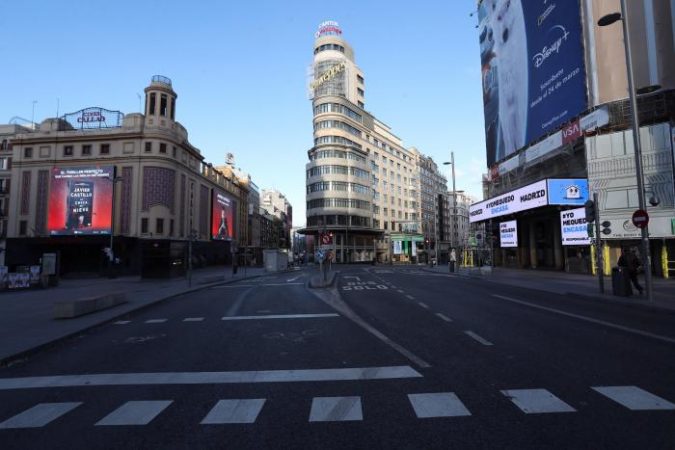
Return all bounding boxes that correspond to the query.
[560,207,590,246]
[547,178,589,206]
[499,220,518,248]
[48,166,114,235]
[211,190,236,240]
[478,0,587,166]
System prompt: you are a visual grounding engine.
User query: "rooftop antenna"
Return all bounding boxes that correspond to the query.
[31,100,37,128]
[137,93,142,112]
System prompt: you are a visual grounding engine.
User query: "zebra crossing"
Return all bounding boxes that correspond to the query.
[1,386,673,429]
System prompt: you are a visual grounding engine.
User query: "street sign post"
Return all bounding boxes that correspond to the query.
[632,209,649,229]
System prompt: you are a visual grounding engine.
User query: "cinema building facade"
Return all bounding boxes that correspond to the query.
[6,76,248,277]
[472,0,674,278]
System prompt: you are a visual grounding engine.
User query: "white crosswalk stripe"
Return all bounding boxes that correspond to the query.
[309,396,363,422]
[0,402,82,429]
[95,400,173,426]
[408,393,471,418]
[201,399,266,424]
[501,389,576,414]
[113,321,131,325]
[145,319,167,324]
[183,317,205,322]
[592,386,675,411]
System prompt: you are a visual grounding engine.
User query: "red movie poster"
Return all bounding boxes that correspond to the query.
[211,190,235,240]
[48,166,114,235]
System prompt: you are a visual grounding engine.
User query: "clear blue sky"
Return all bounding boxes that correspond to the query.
[1,0,487,226]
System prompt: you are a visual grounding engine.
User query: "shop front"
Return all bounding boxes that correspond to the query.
[471,178,591,273]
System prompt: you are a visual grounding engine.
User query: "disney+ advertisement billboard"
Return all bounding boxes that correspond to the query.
[478,0,587,166]
[48,166,114,235]
[211,190,236,240]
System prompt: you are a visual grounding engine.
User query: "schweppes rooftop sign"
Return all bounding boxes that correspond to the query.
[315,21,342,38]
[310,62,346,90]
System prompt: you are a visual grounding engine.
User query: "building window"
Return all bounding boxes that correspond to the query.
[156,218,164,234]
[170,97,176,120]
[82,144,92,156]
[64,145,73,157]
[19,220,28,236]
[357,87,364,96]
[172,146,177,157]
[357,74,364,84]
[160,94,168,116]
[100,143,110,155]
[358,101,364,108]
[145,142,152,153]
[141,218,148,233]
[149,93,156,115]
[159,143,167,154]
[169,219,174,236]
[24,147,33,158]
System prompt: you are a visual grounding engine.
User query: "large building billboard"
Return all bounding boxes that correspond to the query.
[478,0,587,166]
[211,190,236,240]
[48,166,114,235]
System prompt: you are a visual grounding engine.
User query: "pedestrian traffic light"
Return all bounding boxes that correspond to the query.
[601,220,611,235]
[584,200,596,223]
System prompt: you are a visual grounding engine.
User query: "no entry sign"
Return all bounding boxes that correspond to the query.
[631,209,649,229]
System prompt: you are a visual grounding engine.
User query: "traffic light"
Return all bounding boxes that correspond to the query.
[584,200,596,223]
[601,220,611,235]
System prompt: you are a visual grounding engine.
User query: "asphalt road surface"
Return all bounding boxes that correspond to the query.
[1,265,674,449]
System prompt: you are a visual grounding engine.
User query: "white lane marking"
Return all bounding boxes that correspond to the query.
[286,275,302,282]
[201,399,266,424]
[0,402,82,429]
[309,396,362,422]
[493,294,675,345]
[501,389,576,414]
[592,386,675,410]
[183,317,204,322]
[436,313,453,322]
[211,285,256,289]
[261,283,303,286]
[343,276,361,281]
[464,330,493,346]
[221,313,339,321]
[0,366,422,390]
[408,393,471,418]
[96,400,173,426]
[406,295,415,300]
[113,321,131,325]
[418,302,430,309]
[145,319,167,324]
[397,289,405,293]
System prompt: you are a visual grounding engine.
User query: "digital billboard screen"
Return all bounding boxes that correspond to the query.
[211,190,236,240]
[478,0,587,166]
[48,166,114,235]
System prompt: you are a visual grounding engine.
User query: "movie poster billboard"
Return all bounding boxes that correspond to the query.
[48,166,114,235]
[478,0,587,166]
[211,190,236,240]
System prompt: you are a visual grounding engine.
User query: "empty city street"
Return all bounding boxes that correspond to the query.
[1,266,674,449]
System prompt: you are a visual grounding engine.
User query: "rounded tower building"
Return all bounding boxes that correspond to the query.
[305,21,377,263]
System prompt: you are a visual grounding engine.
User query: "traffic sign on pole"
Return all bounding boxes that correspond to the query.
[631,209,649,229]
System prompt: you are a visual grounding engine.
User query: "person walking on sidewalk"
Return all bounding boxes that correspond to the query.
[618,248,644,295]
[449,248,456,273]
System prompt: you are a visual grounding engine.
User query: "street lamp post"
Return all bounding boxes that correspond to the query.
[598,2,653,302]
[109,175,124,270]
[443,152,457,251]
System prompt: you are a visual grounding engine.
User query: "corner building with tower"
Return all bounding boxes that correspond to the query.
[6,76,249,277]
[304,22,448,264]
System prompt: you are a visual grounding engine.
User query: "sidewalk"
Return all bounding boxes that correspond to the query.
[423,264,675,312]
[0,265,268,365]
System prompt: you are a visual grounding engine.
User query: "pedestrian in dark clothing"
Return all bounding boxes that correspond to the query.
[618,248,643,295]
